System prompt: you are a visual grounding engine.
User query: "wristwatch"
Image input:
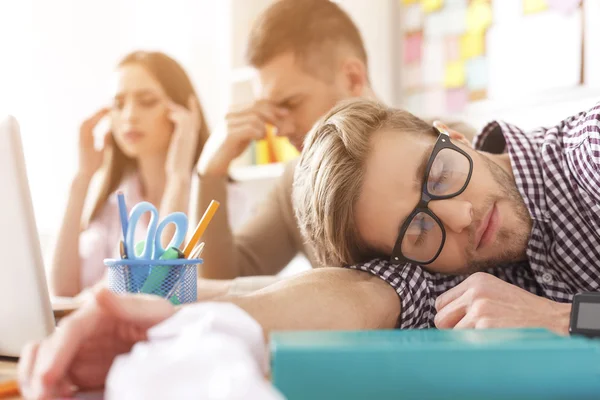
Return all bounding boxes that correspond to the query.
[569,292,600,338]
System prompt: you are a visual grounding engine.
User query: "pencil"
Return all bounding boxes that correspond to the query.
[183,200,220,258]
[0,379,19,398]
[265,123,279,163]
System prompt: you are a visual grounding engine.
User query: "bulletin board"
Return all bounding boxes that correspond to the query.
[399,0,589,116]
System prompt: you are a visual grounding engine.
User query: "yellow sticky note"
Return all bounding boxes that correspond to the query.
[466,0,492,33]
[524,0,548,14]
[274,137,300,162]
[460,32,485,60]
[422,0,443,13]
[444,61,466,88]
[401,0,419,4]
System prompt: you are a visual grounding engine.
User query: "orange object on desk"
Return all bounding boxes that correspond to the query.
[0,379,19,398]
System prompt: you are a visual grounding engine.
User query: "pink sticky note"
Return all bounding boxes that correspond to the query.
[446,88,468,112]
[404,33,423,64]
[547,0,581,14]
[444,36,461,62]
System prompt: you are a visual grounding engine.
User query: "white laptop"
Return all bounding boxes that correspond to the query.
[0,115,55,357]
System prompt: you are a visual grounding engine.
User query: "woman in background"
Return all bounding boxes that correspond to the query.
[50,51,210,296]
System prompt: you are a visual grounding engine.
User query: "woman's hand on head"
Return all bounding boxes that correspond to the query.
[78,107,111,179]
[165,95,201,181]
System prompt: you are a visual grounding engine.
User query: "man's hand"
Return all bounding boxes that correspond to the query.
[18,289,175,399]
[197,100,289,177]
[434,272,571,334]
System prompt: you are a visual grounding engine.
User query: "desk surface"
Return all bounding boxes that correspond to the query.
[0,360,20,400]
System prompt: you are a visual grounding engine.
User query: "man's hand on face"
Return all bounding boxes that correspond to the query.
[197,100,290,178]
[18,289,175,399]
[434,272,571,335]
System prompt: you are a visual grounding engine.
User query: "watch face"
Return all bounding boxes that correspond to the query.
[570,293,600,338]
[575,303,600,330]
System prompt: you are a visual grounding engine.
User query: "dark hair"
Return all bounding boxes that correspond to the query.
[88,51,209,223]
[246,0,368,80]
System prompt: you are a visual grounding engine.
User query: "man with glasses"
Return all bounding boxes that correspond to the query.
[294,98,600,332]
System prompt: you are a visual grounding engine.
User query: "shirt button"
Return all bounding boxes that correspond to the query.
[542,272,553,284]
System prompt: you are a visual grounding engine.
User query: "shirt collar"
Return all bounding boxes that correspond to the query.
[473,121,548,221]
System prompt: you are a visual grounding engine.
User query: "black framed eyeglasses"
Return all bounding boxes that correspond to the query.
[390,124,473,265]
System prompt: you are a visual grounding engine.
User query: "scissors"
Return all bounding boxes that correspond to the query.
[125,201,189,261]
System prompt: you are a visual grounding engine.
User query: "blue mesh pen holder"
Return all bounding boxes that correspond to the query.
[104,258,201,305]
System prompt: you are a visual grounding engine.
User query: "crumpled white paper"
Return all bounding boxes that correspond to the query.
[105,302,284,400]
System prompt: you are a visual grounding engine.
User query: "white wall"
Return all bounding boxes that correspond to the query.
[339,0,398,106]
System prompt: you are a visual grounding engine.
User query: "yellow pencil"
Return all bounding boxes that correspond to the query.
[183,200,220,258]
[265,123,279,163]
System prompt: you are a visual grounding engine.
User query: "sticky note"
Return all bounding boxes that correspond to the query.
[404,33,423,64]
[470,89,487,102]
[524,0,548,14]
[466,0,492,32]
[422,0,444,13]
[465,56,487,90]
[547,0,580,14]
[402,0,419,4]
[444,36,461,61]
[273,137,299,162]
[460,32,485,60]
[446,88,468,112]
[402,4,424,32]
[444,61,466,88]
[422,39,445,85]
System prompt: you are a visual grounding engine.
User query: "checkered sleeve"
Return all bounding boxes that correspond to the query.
[346,259,466,329]
[346,259,547,329]
[562,102,600,201]
[347,260,433,328]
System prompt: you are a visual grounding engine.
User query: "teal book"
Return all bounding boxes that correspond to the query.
[271,328,600,400]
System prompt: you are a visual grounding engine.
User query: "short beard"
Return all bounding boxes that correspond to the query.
[460,154,532,274]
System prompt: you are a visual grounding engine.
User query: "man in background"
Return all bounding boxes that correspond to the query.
[195,0,473,283]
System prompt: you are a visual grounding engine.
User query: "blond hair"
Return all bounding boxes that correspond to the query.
[293,99,437,267]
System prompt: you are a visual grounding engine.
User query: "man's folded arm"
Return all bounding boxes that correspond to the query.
[218,267,401,335]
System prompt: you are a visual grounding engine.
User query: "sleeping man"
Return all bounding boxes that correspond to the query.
[294,98,600,331]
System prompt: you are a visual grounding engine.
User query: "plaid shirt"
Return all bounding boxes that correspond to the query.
[348,102,600,329]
